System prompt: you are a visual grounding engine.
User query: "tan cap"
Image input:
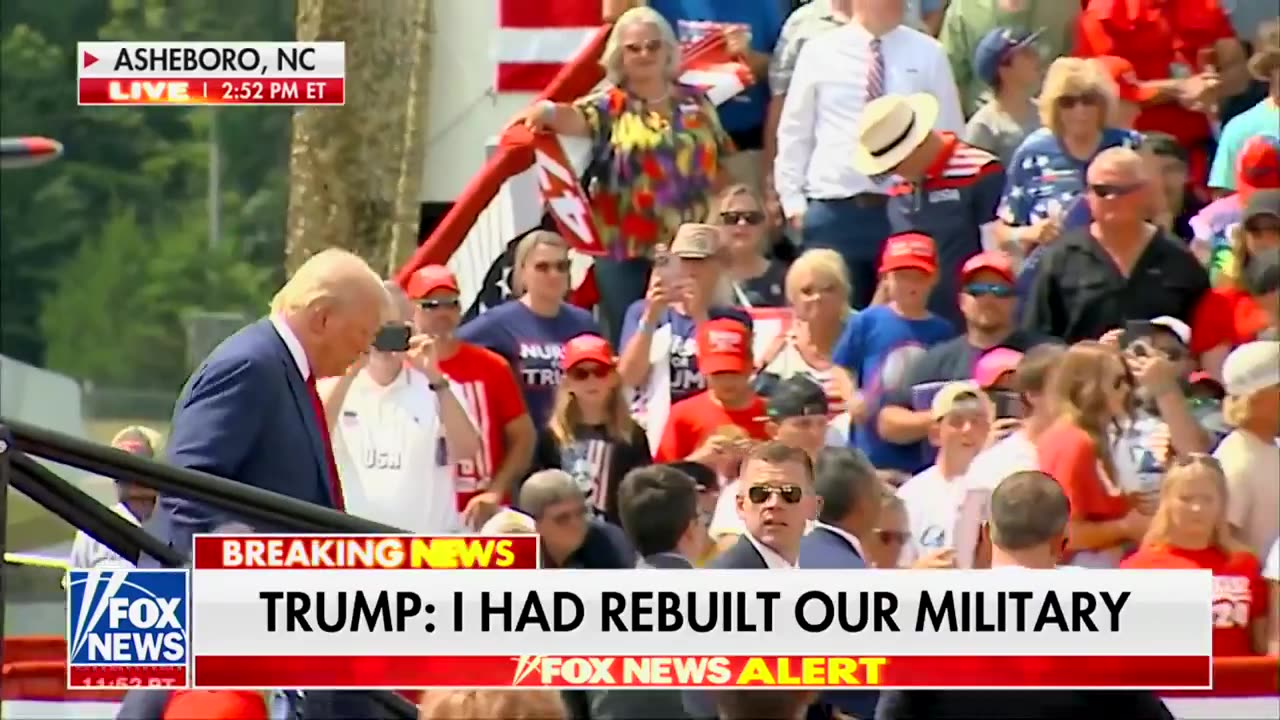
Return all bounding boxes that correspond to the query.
[670,223,720,258]
[930,381,993,421]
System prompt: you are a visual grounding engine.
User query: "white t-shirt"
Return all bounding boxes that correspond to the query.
[69,502,139,569]
[965,431,1037,490]
[1264,540,1279,583]
[897,466,972,566]
[1214,429,1280,559]
[322,368,464,534]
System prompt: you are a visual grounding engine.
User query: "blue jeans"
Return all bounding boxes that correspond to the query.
[802,198,892,309]
[593,256,652,346]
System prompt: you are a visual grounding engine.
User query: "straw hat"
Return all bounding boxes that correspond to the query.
[852,93,939,177]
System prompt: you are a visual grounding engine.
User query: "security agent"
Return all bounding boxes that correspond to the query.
[874,471,1175,720]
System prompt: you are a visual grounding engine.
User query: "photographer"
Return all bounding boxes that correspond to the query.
[319,282,480,532]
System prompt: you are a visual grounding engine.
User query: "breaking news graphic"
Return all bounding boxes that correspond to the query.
[76,42,345,106]
[175,534,1215,691]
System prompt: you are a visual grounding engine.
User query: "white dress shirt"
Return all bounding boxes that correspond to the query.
[69,502,140,569]
[270,314,310,380]
[774,22,965,219]
[745,531,798,569]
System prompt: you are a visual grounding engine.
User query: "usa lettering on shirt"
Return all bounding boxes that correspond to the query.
[517,341,565,389]
[1212,575,1252,628]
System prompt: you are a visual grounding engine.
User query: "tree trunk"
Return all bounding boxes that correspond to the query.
[285,0,433,276]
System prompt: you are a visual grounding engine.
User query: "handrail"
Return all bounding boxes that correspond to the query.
[392,24,612,284]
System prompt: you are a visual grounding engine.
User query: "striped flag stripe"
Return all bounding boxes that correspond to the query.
[499,0,600,28]
[496,27,598,64]
[496,0,602,92]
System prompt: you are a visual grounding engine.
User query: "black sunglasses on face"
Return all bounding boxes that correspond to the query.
[1088,183,1143,199]
[624,39,663,55]
[874,529,910,546]
[534,260,571,273]
[1245,217,1280,234]
[419,298,461,310]
[720,210,765,226]
[746,484,803,505]
[963,282,1016,299]
[1057,93,1101,109]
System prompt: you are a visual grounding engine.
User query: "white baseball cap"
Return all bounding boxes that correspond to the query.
[1150,316,1191,345]
[1222,341,1280,397]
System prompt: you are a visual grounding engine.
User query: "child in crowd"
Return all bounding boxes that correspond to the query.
[833,232,955,474]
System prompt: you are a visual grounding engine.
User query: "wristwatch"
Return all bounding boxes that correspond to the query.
[428,380,449,392]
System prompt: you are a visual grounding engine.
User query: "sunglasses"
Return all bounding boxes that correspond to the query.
[1057,93,1101,109]
[720,211,764,226]
[534,260,571,274]
[568,364,611,381]
[963,282,1016,299]
[874,529,910,547]
[418,298,461,310]
[624,39,663,55]
[1088,183,1143,199]
[746,484,804,505]
[1244,217,1280,234]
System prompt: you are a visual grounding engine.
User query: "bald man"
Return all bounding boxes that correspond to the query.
[150,249,388,559]
[1022,147,1208,343]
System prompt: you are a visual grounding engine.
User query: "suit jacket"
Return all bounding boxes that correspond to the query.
[707,534,768,569]
[148,318,338,558]
[799,525,876,718]
[638,552,695,569]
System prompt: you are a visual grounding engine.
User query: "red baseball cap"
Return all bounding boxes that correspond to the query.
[960,252,1015,284]
[879,233,938,276]
[1237,135,1280,200]
[561,333,615,370]
[1094,55,1158,104]
[696,318,752,375]
[405,265,459,300]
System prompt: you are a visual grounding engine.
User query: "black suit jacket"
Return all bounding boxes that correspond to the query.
[875,689,1175,720]
[708,534,768,569]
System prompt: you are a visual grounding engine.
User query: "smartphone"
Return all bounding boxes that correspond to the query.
[990,391,1026,420]
[1120,320,1156,349]
[373,323,411,352]
[653,247,682,287]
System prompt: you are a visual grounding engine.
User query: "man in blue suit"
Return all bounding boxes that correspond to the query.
[148,248,387,555]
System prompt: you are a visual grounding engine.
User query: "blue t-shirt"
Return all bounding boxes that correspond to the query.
[619,302,752,404]
[998,127,1143,299]
[649,0,784,135]
[832,305,955,473]
[1209,99,1280,191]
[455,300,599,427]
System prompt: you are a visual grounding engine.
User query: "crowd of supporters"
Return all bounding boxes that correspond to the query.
[80,0,1280,718]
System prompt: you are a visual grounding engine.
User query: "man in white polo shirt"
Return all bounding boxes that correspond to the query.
[318,284,480,532]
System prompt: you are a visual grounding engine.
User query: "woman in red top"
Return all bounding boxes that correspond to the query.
[1122,455,1269,656]
[1037,341,1150,567]
[1191,190,1280,377]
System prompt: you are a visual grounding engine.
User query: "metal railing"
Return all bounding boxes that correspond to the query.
[0,417,416,719]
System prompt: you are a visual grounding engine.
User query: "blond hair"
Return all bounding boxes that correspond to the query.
[510,230,569,296]
[1142,457,1249,554]
[419,689,566,720]
[1047,341,1127,488]
[270,248,384,316]
[110,425,164,454]
[1039,57,1118,132]
[785,248,852,313]
[548,371,637,445]
[601,7,681,84]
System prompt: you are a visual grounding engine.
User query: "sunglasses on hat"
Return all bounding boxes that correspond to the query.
[747,484,804,504]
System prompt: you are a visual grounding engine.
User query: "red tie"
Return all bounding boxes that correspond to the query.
[306,374,346,512]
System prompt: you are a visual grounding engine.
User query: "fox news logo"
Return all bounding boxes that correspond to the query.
[67,569,189,687]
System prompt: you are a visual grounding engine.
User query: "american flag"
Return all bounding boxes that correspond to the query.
[496,0,602,93]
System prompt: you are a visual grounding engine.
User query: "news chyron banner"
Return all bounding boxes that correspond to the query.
[77,42,344,106]
[68,535,1214,691]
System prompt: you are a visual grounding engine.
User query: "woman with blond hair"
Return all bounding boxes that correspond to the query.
[529,334,650,524]
[1122,456,1269,656]
[1036,341,1151,568]
[457,230,599,427]
[517,6,735,340]
[713,183,787,307]
[995,57,1143,274]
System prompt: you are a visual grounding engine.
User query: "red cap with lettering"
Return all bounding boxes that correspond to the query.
[696,318,752,375]
[1238,136,1280,200]
[561,334,615,370]
[879,233,938,276]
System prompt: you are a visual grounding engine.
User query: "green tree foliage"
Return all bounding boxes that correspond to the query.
[0,0,294,388]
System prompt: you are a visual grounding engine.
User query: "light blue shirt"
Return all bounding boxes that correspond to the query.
[1209,99,1280,191]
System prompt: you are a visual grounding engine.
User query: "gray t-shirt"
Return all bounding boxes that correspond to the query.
[963,99,1041,167]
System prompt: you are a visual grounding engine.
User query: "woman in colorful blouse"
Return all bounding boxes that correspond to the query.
[518,6,735,341]
[1122,455,1269,656]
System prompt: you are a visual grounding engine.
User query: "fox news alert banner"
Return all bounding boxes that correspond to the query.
[77,42,344,106]
[148,535,1212,691]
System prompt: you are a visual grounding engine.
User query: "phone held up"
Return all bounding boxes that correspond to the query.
[373,323,411,353]
[1120,320,1157,353]
[653,246,682,288]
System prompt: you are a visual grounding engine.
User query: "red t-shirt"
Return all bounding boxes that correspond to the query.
[1122,545,1265,656]
[1075,0,1234,151]
[1189,287,1270,356]
[653,391,770,463]
[164,691,267,719]
[439,342,527,509]
[1036,421,1132,557]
